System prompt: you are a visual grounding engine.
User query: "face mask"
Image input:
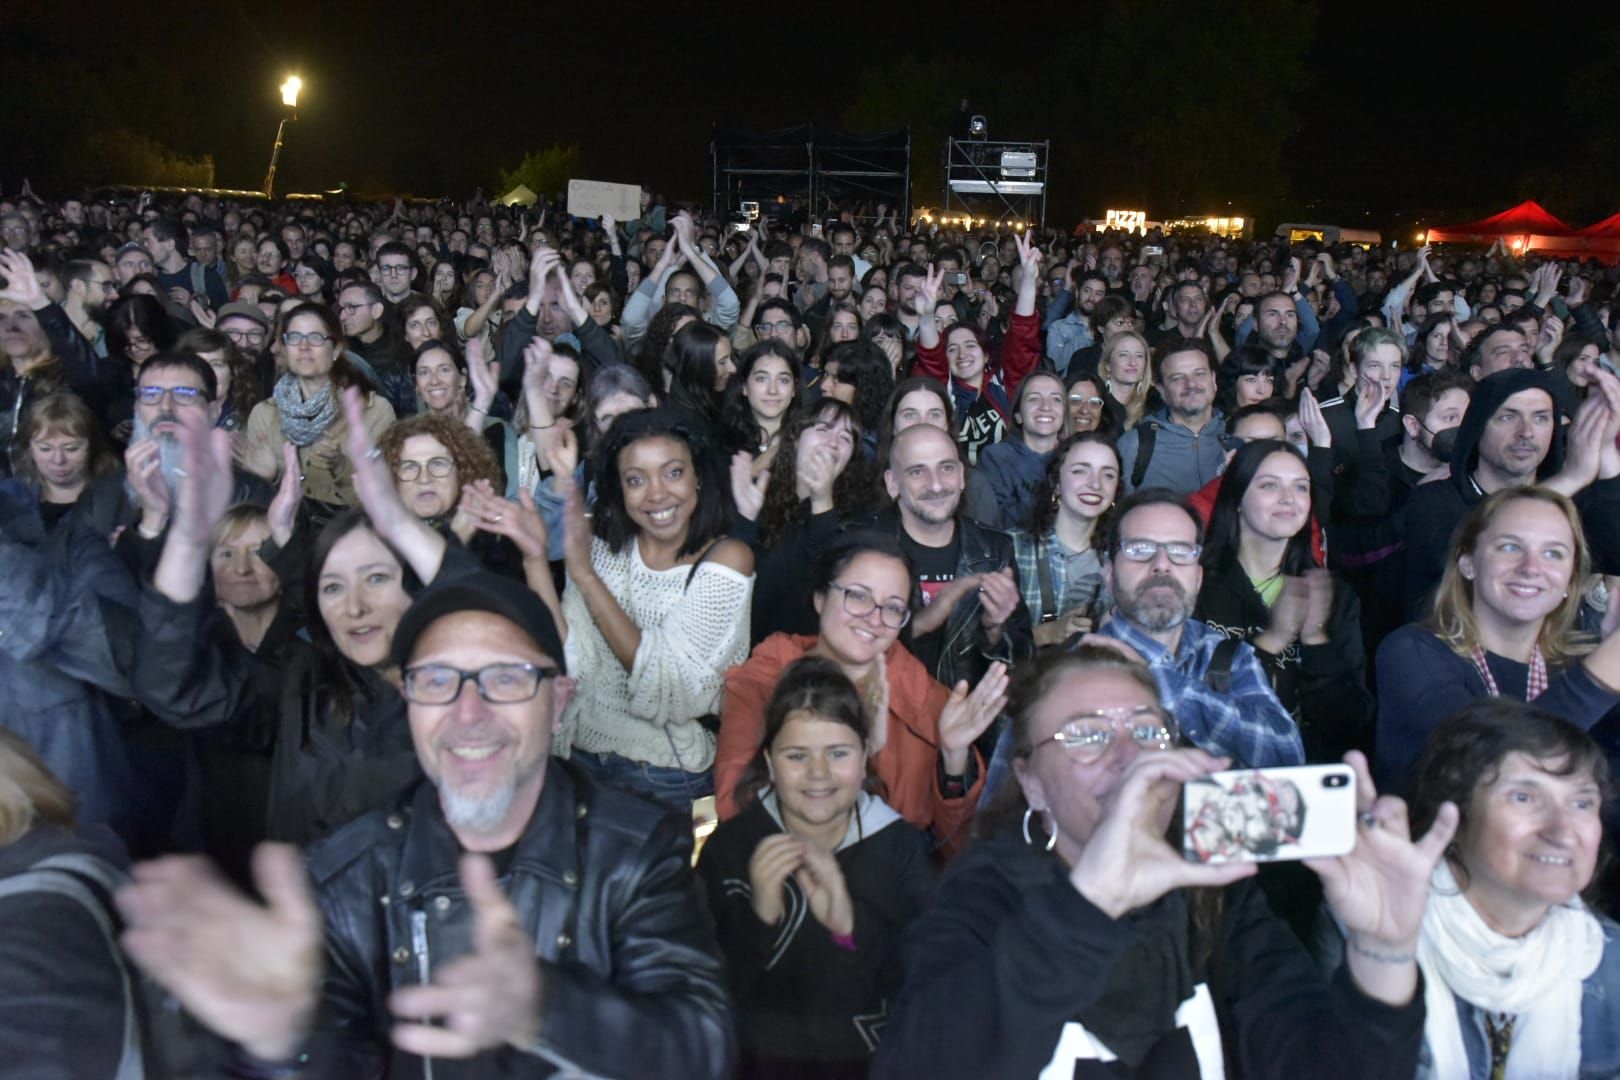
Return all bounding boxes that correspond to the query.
[1424,424,1459,462]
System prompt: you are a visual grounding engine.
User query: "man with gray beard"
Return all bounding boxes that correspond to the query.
[1087,489,1301,768]
[117,570,736,1078]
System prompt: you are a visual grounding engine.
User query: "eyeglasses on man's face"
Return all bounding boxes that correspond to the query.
[1115,538,1202,566]
[402,662,558,705]
[136,385,206,407]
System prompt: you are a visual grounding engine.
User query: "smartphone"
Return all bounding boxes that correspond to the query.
[945,271,969,286]
[811,223,823,237]
[1182,764,1356,865]
[1142,245,1164,257]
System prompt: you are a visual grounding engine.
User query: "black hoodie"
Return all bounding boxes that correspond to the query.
[1399,368,1571,619]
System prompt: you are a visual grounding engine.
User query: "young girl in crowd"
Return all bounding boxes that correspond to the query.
[698,657,931,1078]
[716,532,1006,850]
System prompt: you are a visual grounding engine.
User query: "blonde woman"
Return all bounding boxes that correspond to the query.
[1097,329,1153,430]
[1375,486,1620,786]
[0,730,158,1074]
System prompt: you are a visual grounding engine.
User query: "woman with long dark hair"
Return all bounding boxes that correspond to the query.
[737,398,878,643]
[698,657,931,1078]
[661,320,734,445]
[1195,437,1372,763]
[722,339,801,461]
[554,406,754,809]
[1009,432,1119,646]
[135,390,472,846]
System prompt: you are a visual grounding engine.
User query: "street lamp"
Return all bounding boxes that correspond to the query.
[263,75,302,198]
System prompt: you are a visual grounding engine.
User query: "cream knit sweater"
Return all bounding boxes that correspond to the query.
[560,536,753,772]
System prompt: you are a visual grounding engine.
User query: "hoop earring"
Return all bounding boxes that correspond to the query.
[1022,807,1057,852]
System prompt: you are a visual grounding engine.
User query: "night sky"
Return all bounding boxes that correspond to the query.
[4,0,1617,228]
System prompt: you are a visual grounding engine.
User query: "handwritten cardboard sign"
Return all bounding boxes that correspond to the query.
[567,179,641,221]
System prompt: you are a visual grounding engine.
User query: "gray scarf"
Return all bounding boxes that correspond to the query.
[272,373,338,447]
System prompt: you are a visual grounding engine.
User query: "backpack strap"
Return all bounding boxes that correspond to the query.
[0,856,144,1079]
[1204,636,1241,694]
[1130,420,1159,489]
[1035,536,1057,622]
[189,261,207,300]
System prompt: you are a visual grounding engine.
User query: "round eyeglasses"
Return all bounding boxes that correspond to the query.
[825,581,912,629]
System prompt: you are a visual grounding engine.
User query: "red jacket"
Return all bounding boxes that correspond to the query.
[913,310,1042,424]
[715,633,982,850]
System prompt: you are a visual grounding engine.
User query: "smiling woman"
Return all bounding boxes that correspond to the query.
[1375,487,1620,788]
[556,407,755,810]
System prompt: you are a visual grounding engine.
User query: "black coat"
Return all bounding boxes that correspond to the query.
[1193,561,1373,763]
[292,765,735,1078]
[697,796,932,1077]
[873,825,1426,1078]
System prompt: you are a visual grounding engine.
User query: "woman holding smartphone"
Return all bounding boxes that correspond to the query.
[873,646,1457,1079]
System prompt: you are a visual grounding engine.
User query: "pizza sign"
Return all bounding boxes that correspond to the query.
[1105,209,1147,234]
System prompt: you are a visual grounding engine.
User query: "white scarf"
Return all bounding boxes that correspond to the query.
[1416,860,1603,1079]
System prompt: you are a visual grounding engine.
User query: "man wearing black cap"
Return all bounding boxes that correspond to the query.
[118,569,736,1078]
[1400,366,1620,617]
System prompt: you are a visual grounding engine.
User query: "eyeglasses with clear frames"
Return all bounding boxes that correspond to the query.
[396,457,455,481]
[825,581,912,629]
[282,331,333,347]
[1068,395,1105,408]
[1032,705,1178,762]
[402,662,558,705]
[1116,538,1203,566]
[222,327,266,344]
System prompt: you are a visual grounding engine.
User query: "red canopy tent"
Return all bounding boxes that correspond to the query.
[1427,200,1575,255]
[1530,212,1620,264]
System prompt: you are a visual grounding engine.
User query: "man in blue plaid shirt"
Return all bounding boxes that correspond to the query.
[982,489,1302,803]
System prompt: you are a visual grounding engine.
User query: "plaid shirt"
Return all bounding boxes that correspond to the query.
[1010,528,1106,622]
[980,613,1302,808]
[1100,616,1304,768]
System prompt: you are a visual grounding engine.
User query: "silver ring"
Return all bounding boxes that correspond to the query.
[1358,812,1379,829]
[492,514,503,523]
[366,448,383,461]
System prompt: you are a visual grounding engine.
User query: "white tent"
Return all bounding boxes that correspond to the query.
[497,183,537,207]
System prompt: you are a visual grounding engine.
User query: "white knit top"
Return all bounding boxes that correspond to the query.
[559,536,754,772]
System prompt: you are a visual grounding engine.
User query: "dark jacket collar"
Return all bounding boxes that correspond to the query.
[397,759,582,893]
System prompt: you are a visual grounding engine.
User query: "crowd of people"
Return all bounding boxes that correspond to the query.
[1,182,1619,1077]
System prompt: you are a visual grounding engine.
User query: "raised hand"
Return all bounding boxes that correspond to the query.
[268,442,302,546]
[976,566,1021,636]
[339,386,414,547]
[118,844,324,1063]
[938,660,1010,774]
[1299,567,1334,646]
[1353,371,1389,431]
[748,834,805,926]
[389,855,543,1057]
[557,469,595,581]
[520,338,556,430]
[1281,257,1301,294]
[1297,386,1332,448]
[0,249,47,309]
[466,337,500,418]
[170,406,236,547]
[730,450,769,521]
[797,444,838,511]
[124,439,173,535]
[1307,751,1458,1004]
[795,844,855,936]
[1068,749,1257,918]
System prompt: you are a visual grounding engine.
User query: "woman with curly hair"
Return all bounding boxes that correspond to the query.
[736,398,880,645]
[374,411,523,579]
[819,340,893,458]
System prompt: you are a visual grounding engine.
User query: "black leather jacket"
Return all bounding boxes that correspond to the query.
[296,761,736,1078]
[865,506,1035,694]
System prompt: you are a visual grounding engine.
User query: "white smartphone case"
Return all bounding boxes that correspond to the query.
[1182,764,1357,864]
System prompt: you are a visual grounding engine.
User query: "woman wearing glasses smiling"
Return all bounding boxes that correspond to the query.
[241,302,396,522]
[717,532,1009,852]
[875,646,1458,1079]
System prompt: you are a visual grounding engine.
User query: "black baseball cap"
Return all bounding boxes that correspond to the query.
[391,571,566,674]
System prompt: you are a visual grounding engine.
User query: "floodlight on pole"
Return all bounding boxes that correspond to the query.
[263,75,302,198]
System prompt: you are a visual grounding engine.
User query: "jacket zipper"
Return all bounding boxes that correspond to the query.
[410,909,435,1080]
